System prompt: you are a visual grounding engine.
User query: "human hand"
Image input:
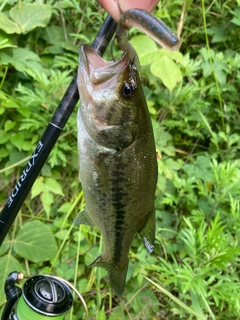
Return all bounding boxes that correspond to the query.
[97,0,159,22]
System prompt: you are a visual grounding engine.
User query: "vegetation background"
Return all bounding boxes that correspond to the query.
[0,0,240,319]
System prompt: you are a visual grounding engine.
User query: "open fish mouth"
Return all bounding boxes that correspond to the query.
[79,45,129,86]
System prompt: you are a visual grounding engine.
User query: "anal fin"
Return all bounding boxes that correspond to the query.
[74,207,95,226]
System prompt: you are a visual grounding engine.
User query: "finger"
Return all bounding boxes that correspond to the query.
[118,0,159,13]
[97,0,159,22]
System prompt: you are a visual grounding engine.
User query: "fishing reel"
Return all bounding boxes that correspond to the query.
[1,271,78,320]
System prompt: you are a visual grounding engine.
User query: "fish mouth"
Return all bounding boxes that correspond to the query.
[79,45,129,86]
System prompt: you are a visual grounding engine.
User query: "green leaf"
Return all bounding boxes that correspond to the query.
[131,34,183,72]
[202,61,212,78]
[84,246,100,266]
[41,190,54,215]
[0,147,9,159]
[14,220,58,263]
[0,255,23,306]
[231,17,240,26]
[183,156,213,181]
[0,93,19,109]
[1,48,44,75]
[58,202,72,213]
[55,229,70,240]
[10,133,24,151]
[0,237,10,256]
[141,50,160,67]
[0,130,10,144]
[160,48,183,63]
[157,174,167,193]
[0,30,15,49]
[41,25,68,44]
[210,26,228,43]
[191,291,206,320]
[31,177,45,198]
[39,177,64,197]
[45,178,64,195]
[231,8,240,26]
[4,120,16,132]
[0,105,5,115]
[130,289,159,315]
[7,149,26,167]
[213,60,226,86]
[40,26,77,53]
[0,12,20,34]
[31,177,64,216]
[108,303,127,320]
[184,0,193,14]
[10,3,52,34]
[12,47,44,74]
[96,307,106,320]
[150,55,182,92]
[154,123,174,155]
[157,210,176,239]
[158,158,181,180]
[131,35,160,66]
[131,35,158,59]
[78,279,89,294]
[56,261,75,281]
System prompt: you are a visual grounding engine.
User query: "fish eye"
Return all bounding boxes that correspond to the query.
[121,83,134,99]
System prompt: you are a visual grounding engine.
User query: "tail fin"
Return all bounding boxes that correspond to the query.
[89,255,128,296]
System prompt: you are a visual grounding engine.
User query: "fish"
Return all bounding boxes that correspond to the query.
[75,44,158,296]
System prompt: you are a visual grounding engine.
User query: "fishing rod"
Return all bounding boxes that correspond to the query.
[0,14,117,247]
[0,15,117,319]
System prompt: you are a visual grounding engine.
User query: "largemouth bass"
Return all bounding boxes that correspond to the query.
[76,44,158,296]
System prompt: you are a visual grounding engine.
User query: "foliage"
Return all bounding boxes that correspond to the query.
[0,0,240,319]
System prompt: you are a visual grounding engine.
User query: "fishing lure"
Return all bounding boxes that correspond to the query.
[116,8,180,60]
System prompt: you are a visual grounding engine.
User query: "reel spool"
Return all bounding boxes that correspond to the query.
[1,272,83,320]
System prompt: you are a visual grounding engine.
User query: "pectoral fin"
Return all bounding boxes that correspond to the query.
[138,209,156,254]
[74,207,95,226]
[89,255,128,296]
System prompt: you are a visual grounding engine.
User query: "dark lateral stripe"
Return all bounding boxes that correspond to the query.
[113,211,126,263]
[111,167,129,263]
